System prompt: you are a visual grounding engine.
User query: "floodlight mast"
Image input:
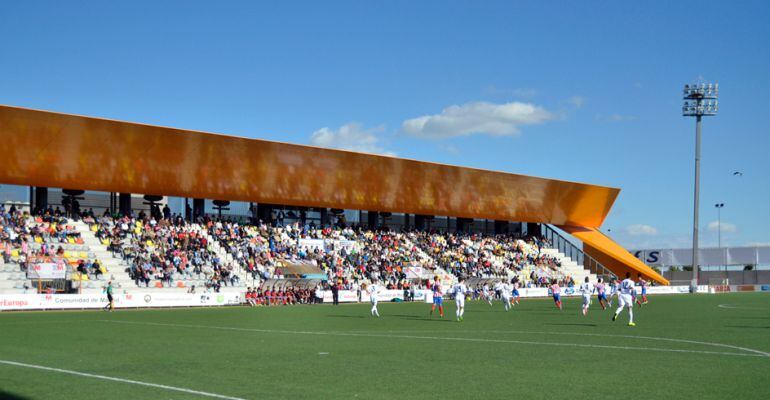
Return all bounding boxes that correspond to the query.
[682,83,718,293]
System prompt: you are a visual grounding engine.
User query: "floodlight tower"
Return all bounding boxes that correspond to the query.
[715,202,725,269]
[682,83,719,292]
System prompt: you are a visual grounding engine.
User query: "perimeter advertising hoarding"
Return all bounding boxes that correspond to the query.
[0,292,242,311]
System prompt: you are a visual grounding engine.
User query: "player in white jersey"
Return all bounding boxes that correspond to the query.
[607,277,618,308]
[493,281,503,299]
[481,283,493,306]
[579,276,594,316]
[612,272,636,326]
[367,279,381,317]
[501,280,513,311]
[452,277,468,321]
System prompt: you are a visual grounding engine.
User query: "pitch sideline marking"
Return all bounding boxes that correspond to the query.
[361,329,770,358]
[0,359,247,400]
[100,320,769,358]
[718,304,770,311]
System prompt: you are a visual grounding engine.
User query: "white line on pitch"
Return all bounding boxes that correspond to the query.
[0,359,247,400]
[357,329,770,358]
[99,320,769,359]
[718,304,770,311]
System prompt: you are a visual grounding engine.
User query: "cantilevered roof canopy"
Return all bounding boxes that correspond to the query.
[0,104,665,284]
[0,105,619,227]
[558,225,669,285]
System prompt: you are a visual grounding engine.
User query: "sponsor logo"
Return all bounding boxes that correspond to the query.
[713,285,731,293]
[144,295,152,303]
[0,299,29,307]
[633,250,660,264]
[737,285,756,292]
[761,285,770,292]
[216,295,225,303]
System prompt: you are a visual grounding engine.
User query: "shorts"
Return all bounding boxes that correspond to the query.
[512,289,520,297]
[553,294,561,302]
[619,294,634,308]
[107,294,113,302]
[641,288,647,295]
[582,294,591,305]
[370,298,378,306]
[502,296,511,303]
[598,293,607,301]
[433,296,443,306]
[455,298,465,308]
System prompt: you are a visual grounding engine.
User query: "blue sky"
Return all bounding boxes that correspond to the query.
[1,1,768,249]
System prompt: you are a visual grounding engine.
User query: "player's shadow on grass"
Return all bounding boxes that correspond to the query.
[544,322,598,327]
[326,315,367,319]
[487,308,554,313]
[390,314,453,322]
[0,390,33,399]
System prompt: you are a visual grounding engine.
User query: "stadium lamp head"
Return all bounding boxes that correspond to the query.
[683,82,718,116]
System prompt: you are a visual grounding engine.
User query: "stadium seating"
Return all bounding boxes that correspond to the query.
[1,204,594,295]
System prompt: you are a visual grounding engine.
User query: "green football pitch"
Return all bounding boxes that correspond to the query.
[1,293,769,400]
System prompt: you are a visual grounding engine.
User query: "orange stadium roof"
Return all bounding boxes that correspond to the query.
[0,104,667,284]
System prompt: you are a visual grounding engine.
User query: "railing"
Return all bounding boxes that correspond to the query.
[541,224,617,281]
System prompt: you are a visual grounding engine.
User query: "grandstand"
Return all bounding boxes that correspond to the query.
[0,104,667,303]
[0,106,667,302]
[0,206,604,297]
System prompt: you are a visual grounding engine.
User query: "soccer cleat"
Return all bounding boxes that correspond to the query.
[612,313,617,322]
[628,322,636,327]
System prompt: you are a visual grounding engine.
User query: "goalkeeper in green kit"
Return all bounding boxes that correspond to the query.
[103,281,114,312]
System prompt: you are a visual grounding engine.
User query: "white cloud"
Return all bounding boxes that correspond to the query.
[708,221,736,233]
[402,101,554,139]
[567,96,586,108]
[310,122,394,156]
[626,224,658,236]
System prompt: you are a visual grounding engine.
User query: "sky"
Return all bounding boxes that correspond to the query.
[1,1,768,250]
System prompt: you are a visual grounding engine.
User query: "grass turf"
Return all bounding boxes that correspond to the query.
[0,292,769,400]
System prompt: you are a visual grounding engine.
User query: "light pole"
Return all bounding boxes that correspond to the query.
[715,203,724,249]
[715,203,724,270]
[683,83,718,291]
